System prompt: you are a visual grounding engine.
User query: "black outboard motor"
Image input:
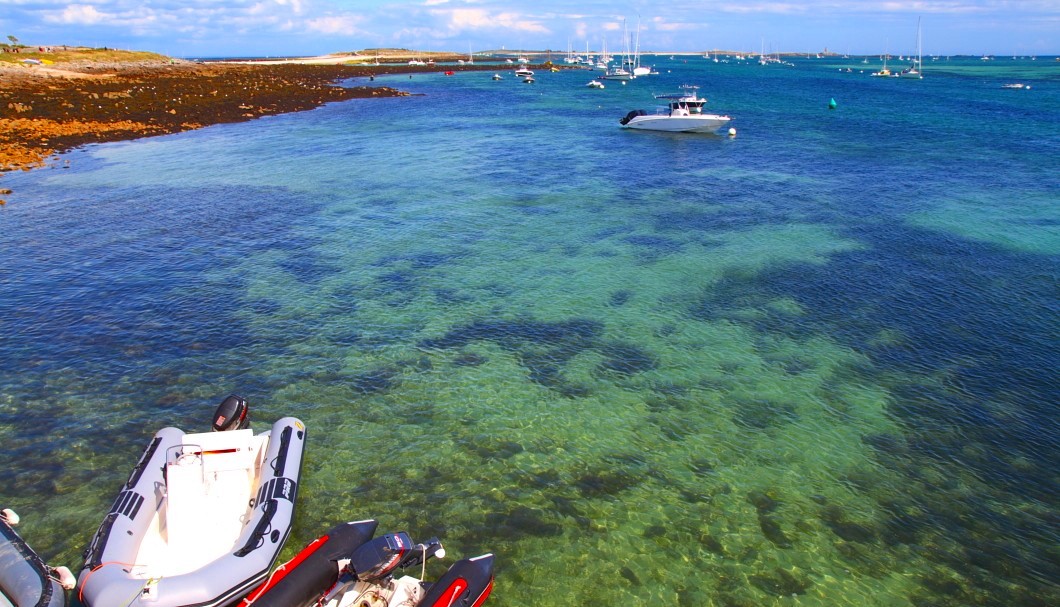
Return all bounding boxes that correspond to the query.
[212,394,250,432]
[619,109,647,125]
[349,532,419,582]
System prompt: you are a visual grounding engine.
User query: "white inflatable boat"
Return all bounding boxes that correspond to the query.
[76,396,306,607]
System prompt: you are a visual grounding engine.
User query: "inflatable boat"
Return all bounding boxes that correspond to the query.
[76,396,306,607]
[1,508,74,607]
[240,519,494,607]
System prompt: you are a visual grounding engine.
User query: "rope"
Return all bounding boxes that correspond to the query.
[420,543,428,583]
[77,561,145,604]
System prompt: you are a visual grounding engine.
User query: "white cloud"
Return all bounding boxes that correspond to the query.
[55,4,107,25]
[717,3,808,15]
[305,15,364,35]
[652,17,697,32]
[432,8,550,34]
[274,0,305,15]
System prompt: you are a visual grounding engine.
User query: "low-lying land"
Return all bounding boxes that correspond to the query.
[0,48,502,181]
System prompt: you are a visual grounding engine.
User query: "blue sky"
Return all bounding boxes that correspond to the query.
[2,1,1057,58]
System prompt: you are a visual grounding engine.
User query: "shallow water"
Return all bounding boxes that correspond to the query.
[1,56,1058,606]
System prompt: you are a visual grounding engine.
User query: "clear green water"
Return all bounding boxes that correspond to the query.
[1,56,1057,606]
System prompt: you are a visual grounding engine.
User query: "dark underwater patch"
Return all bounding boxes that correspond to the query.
[452,350,487,366]
[419,317,604,393]
[749,568,813,596]
[420,317,602,351]
[609,289,633,307]
[623,234,684,253]
[649,413,698,441]
[820,504,877,543]
[464,436,524,461]
[596,341,659,376]
[483,505,562,540]
[245,298,282,315]
[620,566,641,586]
[758,515,793,548]
[732,398,798,429]
[575,468,641,499]
[376,269,415,291]
[375,250,463,270]
[349,365,401,395]
[276,249,337,284]
[746,489,781,514]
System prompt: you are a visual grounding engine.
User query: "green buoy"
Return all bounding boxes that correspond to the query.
[828,98,837,110]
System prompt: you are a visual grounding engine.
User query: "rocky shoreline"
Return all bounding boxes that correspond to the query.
[0,58,502,194]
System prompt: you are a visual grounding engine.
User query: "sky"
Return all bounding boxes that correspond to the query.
[1,1,1057,58]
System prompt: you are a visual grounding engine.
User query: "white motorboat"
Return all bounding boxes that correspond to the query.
[620,85,732,134]
[77,396,307,607]
[587,79,605,89]
[515,67,534,77]
[492,73,502,80]
[1,508,75,607]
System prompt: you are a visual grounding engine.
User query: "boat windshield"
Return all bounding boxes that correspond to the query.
[668,100,704,114]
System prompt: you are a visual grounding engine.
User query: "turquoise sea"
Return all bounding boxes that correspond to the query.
[1,55,1058,606]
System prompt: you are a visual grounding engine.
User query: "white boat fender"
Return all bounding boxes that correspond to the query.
[1,508,19,525]
[53,566,76,590]
[728,128,737,137]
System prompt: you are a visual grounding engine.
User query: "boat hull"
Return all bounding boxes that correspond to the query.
[623,114,731,133]
[77,417,307,607]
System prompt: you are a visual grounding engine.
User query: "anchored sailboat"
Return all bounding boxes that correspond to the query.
[900,18,924,79]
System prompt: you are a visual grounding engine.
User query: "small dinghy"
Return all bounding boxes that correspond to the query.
[1,508,75,607]
[240,519,494,607]
[76,396,307,607]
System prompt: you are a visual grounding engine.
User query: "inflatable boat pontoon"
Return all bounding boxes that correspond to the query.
[76,396,306,607]
[1,508,74,607]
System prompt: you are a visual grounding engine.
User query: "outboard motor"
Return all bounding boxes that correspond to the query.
[212,394,250,432]
[348,532,415,582]
[619,109,646,125]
